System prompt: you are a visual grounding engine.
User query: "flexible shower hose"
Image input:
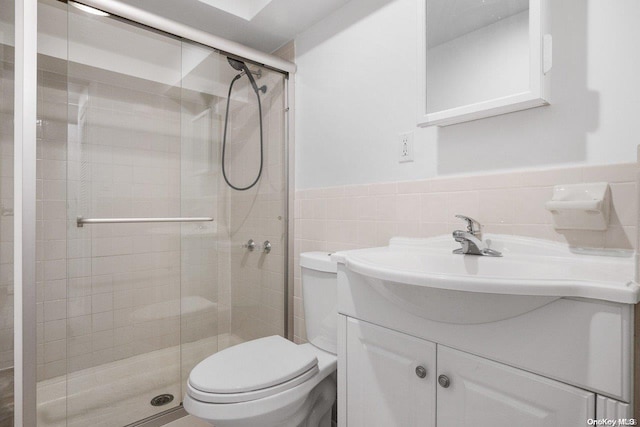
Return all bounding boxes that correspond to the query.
[221,73,264,191]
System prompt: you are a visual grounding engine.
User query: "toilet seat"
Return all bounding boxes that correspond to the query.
[187,364,319,404]
[184,343,338,427]
[188,336,319,404]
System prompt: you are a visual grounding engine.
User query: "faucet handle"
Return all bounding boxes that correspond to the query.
[455,215,482,236]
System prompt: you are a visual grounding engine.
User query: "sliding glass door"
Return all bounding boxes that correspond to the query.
[0,0,14,423]
[31,1,288,425]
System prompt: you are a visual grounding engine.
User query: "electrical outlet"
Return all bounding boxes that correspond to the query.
[398,132,414,163]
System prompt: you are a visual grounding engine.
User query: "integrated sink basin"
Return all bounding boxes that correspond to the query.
[332,235,639,324]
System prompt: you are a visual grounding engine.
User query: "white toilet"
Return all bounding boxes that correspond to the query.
[184,252,338,427]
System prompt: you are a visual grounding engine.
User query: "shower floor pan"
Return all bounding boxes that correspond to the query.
[36,334,242,427]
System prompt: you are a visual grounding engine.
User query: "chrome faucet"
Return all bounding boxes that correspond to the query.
[452,215,502,257]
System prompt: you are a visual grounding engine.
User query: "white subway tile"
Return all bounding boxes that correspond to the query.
[375,222,398,246]
[43,300,66,322]
[343,184,369,197]
[609,183,637,226]
[42,359,66,379]
[375,196,397,221]
[556,230,606,249]
[397,179,430,194]
[44,259,66,281]
[516,167,583,187]
[44,339,67,363]
[44,320,66,342]
[478,189,515,225]
[92,311,114,333]
[418,222,448,238]
[446,191,479,221]
[605,225,636,250]
[92,330,114,351]
[368,182,397,195]
[429,177,473,193]
[68,296,92,318]
[92,293,114,313]
[420,193,448,223]
[44,280,67,301]
[356,221,377,246]
[396,194,420,221]
[511,187,553,225]
[356,197,377,220]
[67,315,91,337]
[583,163,637,183]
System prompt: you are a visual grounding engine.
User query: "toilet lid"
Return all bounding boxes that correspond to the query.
[189,336,318,395]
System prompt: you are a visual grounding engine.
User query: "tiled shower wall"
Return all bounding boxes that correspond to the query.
[293,162,638,343]
[35,56,290,386]
[64,75,186,376]
[36,65,69,380]
[227,67,287,343]
[35,64,185,380]
[36,59,225,382]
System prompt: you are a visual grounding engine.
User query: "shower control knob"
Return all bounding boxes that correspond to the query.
[244,239,256,251]
[415,366,427,379]
[263,240,272,254]
[438,374,451,388]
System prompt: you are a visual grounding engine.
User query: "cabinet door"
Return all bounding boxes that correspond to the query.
[346,318,436,427]
[437,346,595,427]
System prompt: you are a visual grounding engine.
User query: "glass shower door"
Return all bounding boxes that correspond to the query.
[33,2,287,425]
[62,7,187,426]
[178,41,222,396]
[0,0,14,424]
[178,40,289,394]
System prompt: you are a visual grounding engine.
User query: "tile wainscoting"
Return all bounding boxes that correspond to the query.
[292,162,638,343]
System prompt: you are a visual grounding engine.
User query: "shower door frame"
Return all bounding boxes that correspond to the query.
[14,0,38,425]
[14,1,296,424]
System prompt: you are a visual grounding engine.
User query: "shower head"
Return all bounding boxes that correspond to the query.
[227,57,266,95]
[227,58,246,72]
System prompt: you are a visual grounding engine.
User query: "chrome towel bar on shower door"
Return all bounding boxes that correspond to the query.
[76,216,214,227]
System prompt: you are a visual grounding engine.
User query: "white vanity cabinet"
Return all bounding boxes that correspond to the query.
[437,345,594,426]
[341,317,595,427]
[345,318,436,427]
[334,236,637,426]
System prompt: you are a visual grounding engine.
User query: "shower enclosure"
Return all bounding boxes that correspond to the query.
[7,0,293,425]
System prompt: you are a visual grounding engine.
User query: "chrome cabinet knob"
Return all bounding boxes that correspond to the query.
[243,239,256,251]
[438,374,450,388]
[263,240,272,253]
[415,366,427,379]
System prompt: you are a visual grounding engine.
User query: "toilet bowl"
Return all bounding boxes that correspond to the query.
[184,252,338,427]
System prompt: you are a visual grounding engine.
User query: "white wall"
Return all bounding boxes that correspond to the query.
[294,0,640,189]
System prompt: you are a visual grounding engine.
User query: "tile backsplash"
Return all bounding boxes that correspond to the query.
[292,162,638,343]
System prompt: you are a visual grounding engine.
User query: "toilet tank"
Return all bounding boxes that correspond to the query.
[300,252,338,355]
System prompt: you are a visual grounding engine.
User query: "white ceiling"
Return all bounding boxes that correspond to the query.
[197,0,274,21]
[114,0,352,53]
